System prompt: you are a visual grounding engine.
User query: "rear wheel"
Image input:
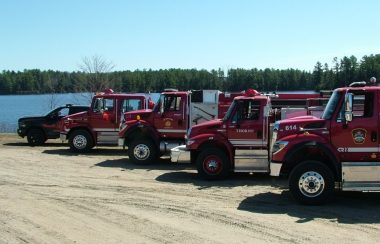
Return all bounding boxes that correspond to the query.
[27,128,46,146]
[196,148,230,180]
[128,139,158,164]
[69,130,94,153]
[289,160,334,205]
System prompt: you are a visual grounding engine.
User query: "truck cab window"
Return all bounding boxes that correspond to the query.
[103,99,114,111]
[337,92,374,121]
[164,96,182,111]
[122,99,142,112]
[352,93,373,118]
[93,98,114,112]
[237,100,260,120]
[233,100,260,122]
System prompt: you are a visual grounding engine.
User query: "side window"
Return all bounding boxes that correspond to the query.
[93,98,114,112]
[59,108,69,117]
[93,98,101,113]
[236,100,260,121]
[337,92,374,121]
[164,96,182,111]
[70,107,87,114]
[352,93,373,118]
[122,99,142,112]
[103,99,114,111]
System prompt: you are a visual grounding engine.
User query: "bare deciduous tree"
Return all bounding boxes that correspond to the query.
[76,55,115,103]
[44,75,61,110]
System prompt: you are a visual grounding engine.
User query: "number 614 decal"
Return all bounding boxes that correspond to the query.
[285,125,297,131]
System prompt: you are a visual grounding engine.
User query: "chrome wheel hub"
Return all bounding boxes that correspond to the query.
[73,135,87,149]
[134,144,150,160]
[207,160,218,171]
[298,171,325,197]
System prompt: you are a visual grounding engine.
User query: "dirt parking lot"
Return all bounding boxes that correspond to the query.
[1,134,380,243]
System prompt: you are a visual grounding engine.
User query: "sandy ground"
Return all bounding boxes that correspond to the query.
[1,134,380,243]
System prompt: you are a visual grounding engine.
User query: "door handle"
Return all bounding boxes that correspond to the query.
[371,131,377,142]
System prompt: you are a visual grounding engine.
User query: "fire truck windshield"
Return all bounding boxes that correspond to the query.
[321,91,341,120]
[153,95,164,112]
[223,100,236,121]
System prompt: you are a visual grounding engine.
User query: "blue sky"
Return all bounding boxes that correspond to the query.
[1,0,380,72]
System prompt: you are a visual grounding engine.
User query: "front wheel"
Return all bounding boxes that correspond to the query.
[69,130,94,153]
[196,148,230,180]
[27,128,46,146]
[128,139,158,164]
[289,160,334,205]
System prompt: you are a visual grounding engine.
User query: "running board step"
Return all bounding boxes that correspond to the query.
[234,149,269,173]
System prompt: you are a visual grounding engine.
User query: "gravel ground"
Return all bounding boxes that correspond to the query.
[1,134,380,243]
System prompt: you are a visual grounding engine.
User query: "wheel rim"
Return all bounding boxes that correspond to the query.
[298,171,325,198]
[133,144,150,160]
[73,135,87,149]
[203,155,222,175]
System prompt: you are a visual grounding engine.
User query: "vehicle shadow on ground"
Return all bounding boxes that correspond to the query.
[238,191,380,224]
[94,158,193,171]
[156,171,287,189]
[42,148,127,156]
[4,142,68,147]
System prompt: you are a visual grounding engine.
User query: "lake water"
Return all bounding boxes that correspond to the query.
[0,93,160,133]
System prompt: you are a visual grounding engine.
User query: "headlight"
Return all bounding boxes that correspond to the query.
[272,141,288,154]
[19,122,27,128]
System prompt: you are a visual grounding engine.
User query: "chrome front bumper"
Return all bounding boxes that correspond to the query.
[170,145,190,163]
[270,161,282,176]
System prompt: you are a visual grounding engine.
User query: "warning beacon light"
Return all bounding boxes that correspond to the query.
[244,88,259,97]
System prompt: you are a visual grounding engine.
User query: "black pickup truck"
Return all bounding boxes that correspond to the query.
[17,104,89,146]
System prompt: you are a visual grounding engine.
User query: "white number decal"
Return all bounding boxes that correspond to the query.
[285,125,297,131]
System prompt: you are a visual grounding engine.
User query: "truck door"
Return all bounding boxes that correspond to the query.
[331,90,378,161]
[90,97,117,129]
[227,99,264,148]
[90,97,119,144]
[331,90,380,190]
[154,94,187,138]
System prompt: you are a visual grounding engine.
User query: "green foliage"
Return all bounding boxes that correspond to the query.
[1,54,380,94]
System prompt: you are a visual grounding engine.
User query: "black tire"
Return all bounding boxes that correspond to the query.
[68,130,94,153]
[196,147,230,180]
[289,160,334,205]
[128,139,158,164]
[27,128,46,146]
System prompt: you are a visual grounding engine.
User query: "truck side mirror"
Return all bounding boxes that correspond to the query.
[344,93,353,123]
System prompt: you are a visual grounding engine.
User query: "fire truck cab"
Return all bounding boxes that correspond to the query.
[60,89,153,152]
[173,89,273,179]
[271,80,380,204]
[118,90,239,164]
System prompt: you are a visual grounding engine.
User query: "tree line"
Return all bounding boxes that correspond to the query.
[1,54,380,95]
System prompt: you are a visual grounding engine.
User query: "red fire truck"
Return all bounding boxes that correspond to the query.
[60,89,154,152]
[118,90,240,164]
[270,80,380,204]
[171,89,325,179]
